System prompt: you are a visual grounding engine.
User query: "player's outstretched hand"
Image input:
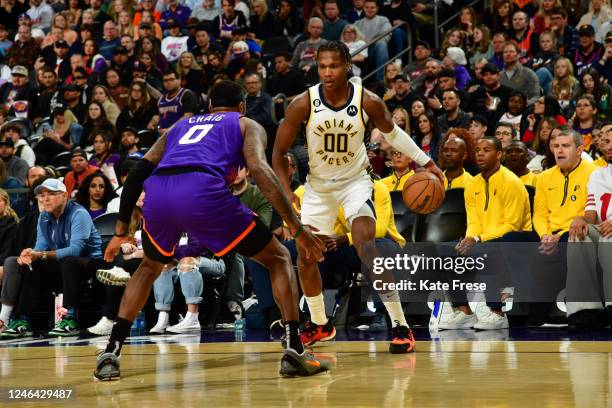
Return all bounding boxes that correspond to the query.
[104,236,133,263]
[423,161,445,185]
[296,225,326,262]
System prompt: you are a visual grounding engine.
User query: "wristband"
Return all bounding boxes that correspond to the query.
[292,224,304,239]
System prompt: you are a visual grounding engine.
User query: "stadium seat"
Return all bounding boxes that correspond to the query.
[137,129,159,149]
[390,190,406,215]
[93,212,119,248]
[525,185,535,215]
[416,188,466,243]
[50,151,72,168]
[394,209,419,242]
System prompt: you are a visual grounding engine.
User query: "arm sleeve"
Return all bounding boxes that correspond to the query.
[55,210,92,260]
[480,183,528,241]
[382,124,431,166]
[464,183,483,239]
[533,173,552,237]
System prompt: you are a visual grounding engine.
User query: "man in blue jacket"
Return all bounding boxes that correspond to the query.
[0,178,104,339]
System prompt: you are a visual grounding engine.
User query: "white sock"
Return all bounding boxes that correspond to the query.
[380,291,408,327]
[0,304,13,324]
[157,311,169,323]
[306,294,327,325]
[186,311,199,322]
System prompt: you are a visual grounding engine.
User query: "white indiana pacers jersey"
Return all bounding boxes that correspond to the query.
[305,82,369,182]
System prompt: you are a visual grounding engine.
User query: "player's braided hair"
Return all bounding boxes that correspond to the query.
[317,40,352,64]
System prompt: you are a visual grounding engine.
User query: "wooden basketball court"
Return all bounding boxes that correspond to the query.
[2,335,611,407]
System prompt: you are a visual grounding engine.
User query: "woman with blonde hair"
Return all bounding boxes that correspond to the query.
[92,85,121,126]
[0,188,18,285]
[550,57,578,114]
[577,0,612,38]
[116,10,135,38]
[42,14,78,47]
[391,107,410,134]
[437,28,465,60]
[176,52,206,94]
[383,61,402,100]
[249,0,275,41]
[469,25,493,67]
[340,24,367,77]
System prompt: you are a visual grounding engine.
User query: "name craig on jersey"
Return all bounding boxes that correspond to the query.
[313,118,360,166]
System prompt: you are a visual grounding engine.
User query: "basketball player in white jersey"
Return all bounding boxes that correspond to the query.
[273,41,444,353]
[566,122,612,331]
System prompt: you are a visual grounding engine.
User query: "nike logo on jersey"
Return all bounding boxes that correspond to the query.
[314,108,326,113]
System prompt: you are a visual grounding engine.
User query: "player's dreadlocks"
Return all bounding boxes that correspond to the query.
[317,40,352,64]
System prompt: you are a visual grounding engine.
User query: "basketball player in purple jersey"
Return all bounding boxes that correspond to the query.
[94,81,328,381]
[273,42,444,354]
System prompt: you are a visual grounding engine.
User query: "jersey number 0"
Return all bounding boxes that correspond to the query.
[178,124,214,145]
[324,133,348,153]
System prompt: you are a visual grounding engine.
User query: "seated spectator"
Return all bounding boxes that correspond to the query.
[274,0,303,39]
[527,116,558,173]
[321,0,348,41]
[437,89,471,135]
[249,0,278,41]
[156,70,198,132]
[212,0,248,48]
[118,127,144,163]
[177,52,207,95]
[0,159,23,208]
[0,66,36,119]
[442,47,471,90]
[470,63,512,127]
[504,140,538,187]
[92,85,121,126]
[380,148,413,192]
[510,10,539,63]
[498,90,527,133]
[408,99,426,134]
[593,30,611,84]
[469,26,493,68]
[444,137,532,331]
[190,25,223,68]
[161,18,189,63]
[135,16,163,42]
[0,178,105,338]
[134,55,163,93]
[11,165,46,217]
[1,123,35,167]
[439,128,476,188]
[89,131,121,170]
[64,148,99,197]
[266,53,306,105]
[437,28,466,62]
[32,67,60,123]
[0,24,12,56]
[244,72,273,131]
[60,83,86,123]
[467,115,489,144]
[159,0,192,30]
[105,68,130,111]
[500,41,540,104]
[343,0,365,24]
[413,111,442,164]
[6,25,39,69]
[550,57,579,115]
[522,96,567,144]
[191,0,219,22]
[385,74,417,114]
[75,171,117,219]
[116,82,160,133]
[382,62,401,100]
[573,95,599,151]
[576,24,604,75]
[291,17,328,75]
[565,122,612,331]
[339,25,367,77]
[576,68,612,121]
[525,30,559,94]
[494,122,518,149]
[534,127,598,247]
[34,105,84,165]
[83,102,116,147]
[0,189,18,266]
[391,107,409,133]
[0,138,28,186]
[109,46,134,86]
[355,0,391,81]
[488,32,507,71]
[139,36,171,75]
[83,39,108,76]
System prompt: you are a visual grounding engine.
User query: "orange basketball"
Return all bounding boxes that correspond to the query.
[402,171,445,214]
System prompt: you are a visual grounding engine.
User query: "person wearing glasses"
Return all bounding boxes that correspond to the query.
[0,178,105,339]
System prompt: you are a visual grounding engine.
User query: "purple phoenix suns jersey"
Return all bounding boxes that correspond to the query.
[156,111,246,185]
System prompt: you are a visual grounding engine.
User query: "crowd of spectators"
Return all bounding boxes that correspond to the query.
[0,0,612,338]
